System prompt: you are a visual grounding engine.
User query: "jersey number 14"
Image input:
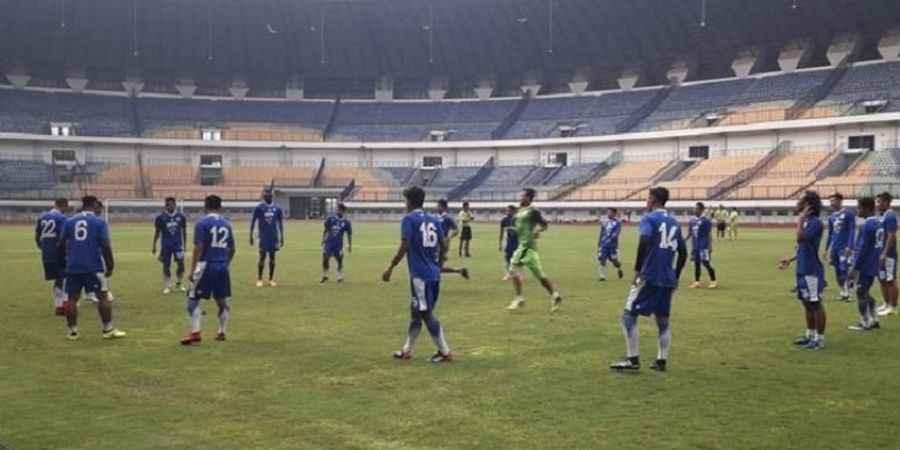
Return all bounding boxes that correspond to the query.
[658,223,678,252]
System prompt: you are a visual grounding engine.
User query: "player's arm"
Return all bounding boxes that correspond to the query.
[277,208,285,247]
[675,235,688,281]
[228,227,236,262]
[189,243,203,282]
[532,210,548,239]
[100,224,114,277]
[249,209,258,246]
[382,239,409,282]
[845,212,856,257]
[346,223,353,253]
[321,220,329,245]
[707,223,714,254]
[34,219,41,249]
[796,206,812,243]
[633,234,650,283]
[181,218,188,251]
[152,219,161,254]
[500,223,506,251]
[882,216,897,262]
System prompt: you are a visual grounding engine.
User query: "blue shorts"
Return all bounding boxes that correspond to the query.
[796,274,825,303]
[829,249,849,273]
[692,248,711,262]
[409,278,440,312]
[159,246,185,264]
[624,280,673,317]
[43,262,63,281]
[598,246,619,262]
[259,238,280,253]
[879,257,896,283]
[65,272,108,298]
[857,273,876,296]
[504,246,516,263]
[323,247,344,259]
[189,262,231,300]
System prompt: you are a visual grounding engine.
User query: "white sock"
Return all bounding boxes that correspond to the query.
[623,317,640,358]
[806,329,816,338]
[163,276,171,289]
[430,327,450,355]
[599,265,607,279]
[53,287,66,307]
[403,323,421,352]
[102,320,113,332]
[188,306,202,333]
[657,321,671,360]
[551,291,561,300]
[337,269,344,279]
[322,267,329,278]
[817,334,825,345]
[217,299,230,334]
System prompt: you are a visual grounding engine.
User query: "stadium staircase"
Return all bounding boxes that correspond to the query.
[615,85,674,133]
[136,152,150,198]
[786,56,853,120]
[708,145,784,199]
[491,93,531,140]
[812,146,857,179]
[130,95,144,137]
[547,151,622,200]
[312,158,327,187]
[323,99,341,141]
[447,158,495,201]
[340,179,355,201]
[522,165,558,186]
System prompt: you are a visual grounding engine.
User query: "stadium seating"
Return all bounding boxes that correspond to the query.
[637,79,754,131]
[508,90,659,139]
[565,159,671,200]
[0,159,55,190]
[816,148,900,197]
[726,150,831,199]
[465,165,536,201]
[0,89,135,136]
[223,165,317,186]
[661,154,768,200]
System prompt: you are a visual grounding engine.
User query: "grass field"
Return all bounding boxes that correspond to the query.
[1,221,898,450]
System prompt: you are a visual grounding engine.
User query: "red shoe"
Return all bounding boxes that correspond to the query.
[392,350,412,360]
[215,332,226,341]
[54,306,66,316]
[180,332,201,345]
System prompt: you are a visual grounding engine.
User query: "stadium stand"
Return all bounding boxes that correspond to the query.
[565,159,671,201]
[660,153,771,200]
[726,150,831,199]
[0,89,135,136]
[0,159,56,190]
[816,148,900,197]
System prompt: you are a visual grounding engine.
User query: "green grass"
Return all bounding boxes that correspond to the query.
[1,222,898,450]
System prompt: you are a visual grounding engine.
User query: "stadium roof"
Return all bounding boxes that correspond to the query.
[1,0,899,97]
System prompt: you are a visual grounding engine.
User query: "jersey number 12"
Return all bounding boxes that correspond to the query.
[209,226,230,249]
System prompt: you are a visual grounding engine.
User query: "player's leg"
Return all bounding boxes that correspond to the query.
[174,252,186,291]
[213,297,231,340]
[85,273,124,338]
[464,238,471,258]
[506,249,526,309]
[419,280,450,362]
[653,315,671,371]
[161,250,173,293]
[64,273,83,339]
[395,307,422,360]
[256,250,266,286]
[691,255,702,288]
[598,252,608,281]
[702,254,718,289]
[850,276,871,331]
[528,252,561,311]
[336,252,345,282]
[53,274,66,315]
[502,251,512,281]
[182,297,203,344]
[322,251,331,283]
[610,253,624,280]
[267,250,277,285]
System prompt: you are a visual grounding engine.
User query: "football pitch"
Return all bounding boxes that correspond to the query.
[1,221,898,450]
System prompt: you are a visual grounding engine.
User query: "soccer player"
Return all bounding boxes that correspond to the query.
[778,190,827,350]
[152,197,188,294]
[687,202,718,289]
[436,199,469,279]
[609,187,686,372]
[597,207,624,282]
[321,203,352,283]
[825,193,855,302]
[58,196,125,340]
[714,205,728,239]
[500,205,518,281]
[876,192,898,316]
[457,201,474,258]
[727,208,739,241]
[848,197,881,331]
[250,190,284,287]
[35,198,69,315]
[382,186,452,363]
[181,195,236,345]
[505,188,563,312]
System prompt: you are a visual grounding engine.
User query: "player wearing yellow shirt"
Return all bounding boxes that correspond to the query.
[727,208,739,241]
[458,202,474,258]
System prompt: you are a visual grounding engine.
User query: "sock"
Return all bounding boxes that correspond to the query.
[187,299,202,333]
[551,291,561,300]
[163,276,171,288]
[53,287,66,307]
[857,298,869,324]
[805,329,815,338]
[268,262,275,280]
[102,321,113,332]
[599,265,607,279]
[216,298,230,334]
[817,334,825,345]
[867,297,878,326]
[403,318,423,352]
[176,273,184,286]
[68,324,78,334]
[322,267,329,278]
[656,317,671,360]
[425,316,450,355]
[622,313,640,358]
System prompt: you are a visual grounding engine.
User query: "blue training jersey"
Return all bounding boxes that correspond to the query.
[195,214,235,264]
[61,211,110,274]
[637,209,685,288]
[853,217,881,276]
[882,210,898,259]
[828,208,856,252]
[689,216,712,251]
[323,215,352,250]
[439,212,458,237]
[598,218,621,250]
[35,209,68,263]
[401,210,444,282]
[501,215,518,251]
[796,216,825,277]
[251,202,283,242]
[155,211,187,250]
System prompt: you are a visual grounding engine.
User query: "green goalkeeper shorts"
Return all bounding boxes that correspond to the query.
[510,247,545,279]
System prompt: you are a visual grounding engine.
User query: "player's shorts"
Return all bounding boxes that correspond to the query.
[879,257,897,283]
[409,277,440,312]
[795,274,825,303]
[504,246,516,263]
[624,279,674,317]
[323,247,344,259]
[691,248,711,262]
[65,272,108,298]
[460,226,472,241]
[728,222,738,231]
[828,249,849,272]
[259,238,280,253]
[159,246,185,264]
[509,247,545,279]
[716,222,726,232]
[598,246,619,262]
[43,262,63,281]
[856,273,876,296]
[189,262,231,300]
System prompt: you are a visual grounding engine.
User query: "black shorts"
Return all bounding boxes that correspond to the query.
[460,226,473,241]
[43,262,63,281]
[716,222,726,232]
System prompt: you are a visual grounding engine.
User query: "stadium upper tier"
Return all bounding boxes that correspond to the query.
[2,62,900,142]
